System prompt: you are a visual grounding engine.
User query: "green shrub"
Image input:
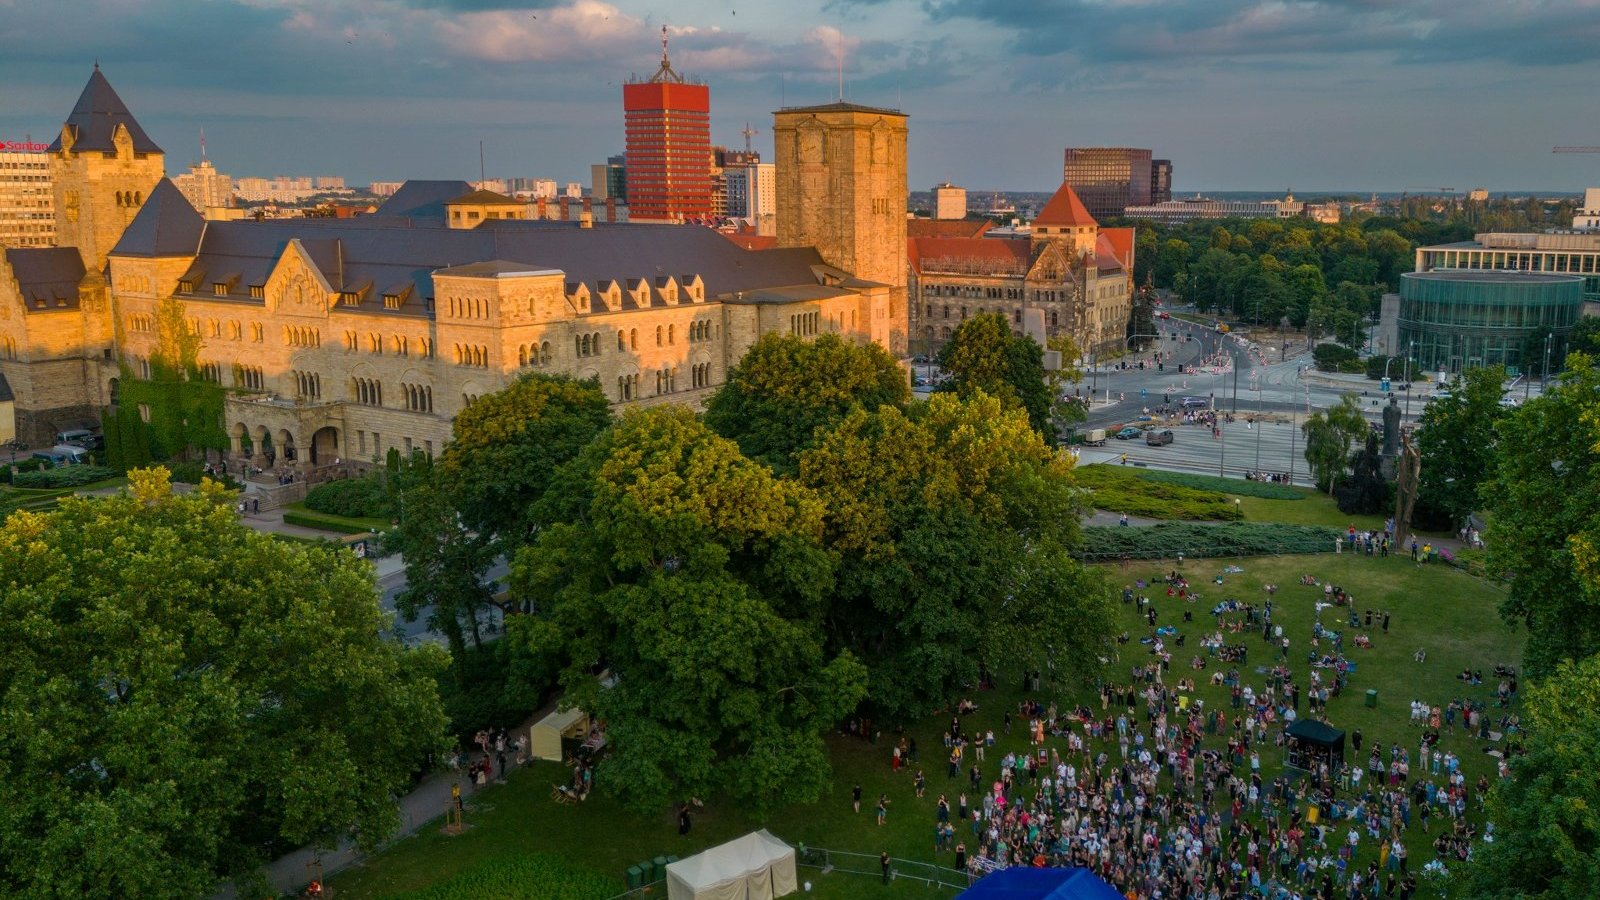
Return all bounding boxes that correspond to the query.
[165,461,242,490]
[1079,522,1342,560]
[10,465,117,488]
[281,509,382,535]
[1312,343,1358,372]
[404,854,614,899]
[304,475,392,519]
[1076,466,1243,521]
[1129,468,1304,500]
[2,458,47,481]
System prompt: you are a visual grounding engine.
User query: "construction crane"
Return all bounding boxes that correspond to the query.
[1553,147,1600,153]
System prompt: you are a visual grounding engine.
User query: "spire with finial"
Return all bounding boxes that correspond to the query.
[648,25,685,84]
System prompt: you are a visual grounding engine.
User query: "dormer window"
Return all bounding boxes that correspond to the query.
[341,292,361,306]
[213,283,228,296]
[178,280,193,293]
[383,294,402,310]
[249,285,264,299]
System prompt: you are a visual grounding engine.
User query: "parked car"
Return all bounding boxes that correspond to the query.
[1146,430,1174,446]
[1114,426,1144,440]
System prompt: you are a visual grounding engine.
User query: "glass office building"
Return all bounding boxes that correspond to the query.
[1397,271,1584,375]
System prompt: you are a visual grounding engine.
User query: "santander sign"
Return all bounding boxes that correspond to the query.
[1,140,50,152]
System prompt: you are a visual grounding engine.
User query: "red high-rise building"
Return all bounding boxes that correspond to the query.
[623,29,711,223]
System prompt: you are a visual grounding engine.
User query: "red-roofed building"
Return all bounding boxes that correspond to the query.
[908,181,1135,359]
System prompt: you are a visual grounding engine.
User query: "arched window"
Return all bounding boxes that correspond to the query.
[668,324,675,345]
[540,341,551,365]
[630,328,638,350]
[618,331,626,351]
[656,325,663,346]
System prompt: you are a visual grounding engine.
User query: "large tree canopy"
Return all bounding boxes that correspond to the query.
[1457,651,1600,900]
[514,407,865,813]
[703,332,910,474]
[0,470,448,898]
[799,391,1113,719]
[1484,354,1600,676]
[1415,365,1507,529]
[936,313,1054,440]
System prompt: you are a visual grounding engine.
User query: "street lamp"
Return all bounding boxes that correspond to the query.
[1543,332,1554,393]
[1403,341,1416,419]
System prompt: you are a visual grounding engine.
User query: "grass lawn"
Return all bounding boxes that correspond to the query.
[331,553,1518,899]
[282,502,392,534]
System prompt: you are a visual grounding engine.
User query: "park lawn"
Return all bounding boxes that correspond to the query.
[1234,492,1387,531]
[282,501,391,534]
[331,553,1519,899]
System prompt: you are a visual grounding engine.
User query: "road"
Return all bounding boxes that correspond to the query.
[377,556,510,647]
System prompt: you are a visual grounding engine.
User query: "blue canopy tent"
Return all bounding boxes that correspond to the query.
[958,867,1124,900]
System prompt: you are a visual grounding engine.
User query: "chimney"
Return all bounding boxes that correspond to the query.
[558,196,571,220]
[536,197,548,219]
[582,196,594,213]
[605,197,617,223]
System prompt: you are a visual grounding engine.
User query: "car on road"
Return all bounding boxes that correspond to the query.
[1498,396,1520,408]
[1180,397,1210,410]
[1145,430,1174,446]
[1114,426,1145,440]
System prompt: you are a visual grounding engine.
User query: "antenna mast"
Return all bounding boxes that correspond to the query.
[479,140,485,185]
[199,127,206,161]
[837,30,844,101]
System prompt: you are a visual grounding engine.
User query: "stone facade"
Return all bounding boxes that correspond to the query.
[0,69,907,471]
[774,102,909,357]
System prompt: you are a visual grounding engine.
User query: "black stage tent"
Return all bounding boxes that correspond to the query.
[1285,719,1346,772]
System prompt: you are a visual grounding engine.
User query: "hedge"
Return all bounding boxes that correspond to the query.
[404,854,615,900]
[1079,522,1342,560]
[1076,466,1244,521]
[10,465,118,488]
[304,475,392,519]
[281,509,383,535]
[1128,468,1304,500]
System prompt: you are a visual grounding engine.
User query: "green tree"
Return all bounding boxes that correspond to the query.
[1484,354,1600,675]
[1415,365,1507,528]
[0,469,448,898]
[514,407,864,813]
[1284,264,1327,328]
[1302,393,1368,494]
[1567,315,1600,358]
[704,332,909,474]
[1456,651,1600,899]
[936,312,1053,439]
[799,391,1114,718]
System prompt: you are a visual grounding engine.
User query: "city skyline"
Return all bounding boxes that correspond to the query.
[1,0,1598,192]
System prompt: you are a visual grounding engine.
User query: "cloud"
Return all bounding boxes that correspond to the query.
[434,0,642,62]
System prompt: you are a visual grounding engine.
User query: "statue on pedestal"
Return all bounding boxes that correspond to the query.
[1380,397,1402,479]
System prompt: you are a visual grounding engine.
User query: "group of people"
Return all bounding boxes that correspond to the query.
[867,564,1505,900]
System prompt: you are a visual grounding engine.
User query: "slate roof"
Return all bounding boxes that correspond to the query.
[777,100,905,118]
[111,179,206,257]
[372,180,475,220]
[5,247,86,310]
[142,216,831,319]
[1035,182,1098,228]
[48,67,161,155]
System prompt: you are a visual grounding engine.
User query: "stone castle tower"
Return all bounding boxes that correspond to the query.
[50,65,166,273]
[773,101,908,356]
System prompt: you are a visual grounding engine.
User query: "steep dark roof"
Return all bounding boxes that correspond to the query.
[5,248,86,310]
[112,179,205,257]
[48,67,161,154]
[447,189,523,206]
[373,180,475,220]
[163,218,830,319]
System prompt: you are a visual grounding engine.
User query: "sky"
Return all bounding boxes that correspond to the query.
[2,0,1599,193]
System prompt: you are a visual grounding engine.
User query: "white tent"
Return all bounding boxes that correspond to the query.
[528,707,588,762]
[666,829,798,900]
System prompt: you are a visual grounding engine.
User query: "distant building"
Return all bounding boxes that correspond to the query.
[172,159,234,212]
[314,176,345,190]
[725,161,774,223]
[1062,147,1154,220]
[444,189,529,228]
[1416,229,1600,303]
[1398,271,1584,375]
[624,32,711,222]
[0,148,54,248]
[233,176,348,203]
[908,181,1136,360]
[933,183,967,220]
[1150,160,1173,205]
[1123,193,1305,223]
[1575,188,1600,230]
[369,181,403,197]
[565,182,583,200]
[591,155,627,203]
[1468,188,1489,202]
[1305,202,1341,224]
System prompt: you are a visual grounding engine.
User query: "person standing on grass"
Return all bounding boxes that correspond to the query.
[852,783,862,813]
[876,793,890,826]
[880,851,891,885]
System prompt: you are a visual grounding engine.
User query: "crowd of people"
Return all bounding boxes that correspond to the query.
[865,563,1511,900]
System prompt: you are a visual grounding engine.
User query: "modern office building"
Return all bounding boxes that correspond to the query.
[1415,230,1600,303]
[1396,271,1584,375]
[1150,160,1173,205]
[590,155,628,203]
[1062,148,1153,220]
[1122,193,1305,223]
[933,183,967,220]
[0,148,54,248]
[623,32,711,223]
